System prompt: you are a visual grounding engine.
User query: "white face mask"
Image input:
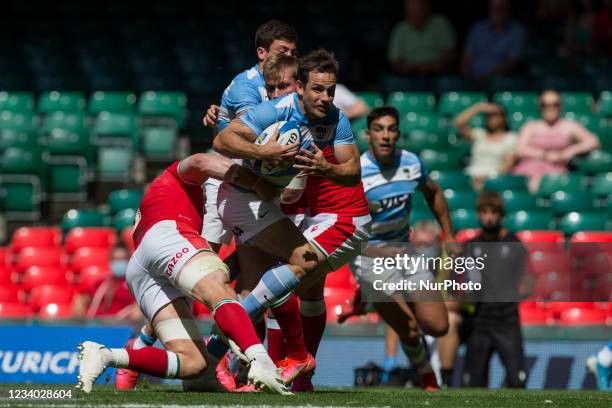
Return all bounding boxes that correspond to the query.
[110,260,128,278]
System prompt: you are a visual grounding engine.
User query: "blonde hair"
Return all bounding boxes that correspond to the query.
[263,54,298,84]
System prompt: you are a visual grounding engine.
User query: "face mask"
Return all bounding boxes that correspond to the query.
[111,260,128,278]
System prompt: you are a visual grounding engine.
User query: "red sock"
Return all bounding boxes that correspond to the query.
[266,317,286,364]
[300,299,327,358]
[213,300,261,352]
[254,319,266,343]
[126,347,169,377]
[271,294,308,360]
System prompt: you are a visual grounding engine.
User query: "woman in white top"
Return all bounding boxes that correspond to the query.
[454,102,518,190]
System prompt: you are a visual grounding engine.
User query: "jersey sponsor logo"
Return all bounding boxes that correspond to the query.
[166,247,190,276]
[373,193,411,214]
[402,163,423,180]
[258,208,269,219]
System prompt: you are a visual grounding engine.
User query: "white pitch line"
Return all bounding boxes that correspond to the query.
[0,404,392,408]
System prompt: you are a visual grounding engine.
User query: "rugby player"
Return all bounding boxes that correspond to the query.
[76,153,291,395]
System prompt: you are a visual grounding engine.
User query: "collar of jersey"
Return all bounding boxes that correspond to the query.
[366,149,401,169]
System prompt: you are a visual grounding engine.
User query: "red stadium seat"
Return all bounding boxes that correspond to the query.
[517,230,565,243]
[14,247,64,274]
[64,227,117,254]
[21,266,68,293]
[29,285,74,312]
[559,308,607,325]
[0,247,8,266]
[569,232,612,257]
[455,228,480,243]
[0,266,13,285]
[70,247,111,274]
[519,306,554,325]
[571,231,612,243]
[534,271,571,301]
[38,303,74,319]
[547,301,596,317]
[77,265,111,292]
[325,265,357,290]
[10,227,61,254]
[324,287,355,322]
[0,302,33,318]
[527,250,571,275]
[0,285,20,302]
[121,227,134,253]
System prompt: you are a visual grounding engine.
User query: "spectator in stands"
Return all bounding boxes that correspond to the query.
[73,245,141,320]
[388,0,456,75]
[513,89,600,192]
[334,84,370,119]
[455,102,518,191]
[461,0,526,84]
[559,0,597,58]
[593,0,612,55]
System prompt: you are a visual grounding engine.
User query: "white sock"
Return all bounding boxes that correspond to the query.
[133,327,157,350]
[245,344,274,369]
[102,348,129,368]
[597,345,612,368]
[165,351,181,378]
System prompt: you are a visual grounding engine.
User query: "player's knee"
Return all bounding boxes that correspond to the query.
[288,243,321,274]
[177,252,230,300]
[421,317,449,338]
[178,352,208,379]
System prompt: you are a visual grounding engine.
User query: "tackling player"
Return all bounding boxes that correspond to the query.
[76,153,290,395]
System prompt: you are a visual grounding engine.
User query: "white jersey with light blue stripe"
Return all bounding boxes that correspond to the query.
[218,64,267,131]
[361,149,429,243]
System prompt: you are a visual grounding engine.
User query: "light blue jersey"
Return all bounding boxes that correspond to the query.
[361,149,429,243]
[218,64,267,131]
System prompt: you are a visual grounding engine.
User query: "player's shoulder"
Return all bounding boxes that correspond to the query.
[398,149,422,166]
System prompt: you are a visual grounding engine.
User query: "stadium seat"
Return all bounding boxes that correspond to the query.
[142,127,176,159]
[575,150,612,174]
[70,247,111,274]
[325,265,357,290]
[599,91,612,116]
[37,91,86,113]
[411,208,435,223]
[420,149,462,171]
[38,302,74,319]
[21,266,68,293]
[564,112,606,135]
[0,130,38,152]
[0,177,41,219]
[561,92,594,113]
[138,91,187,128]
[487,77,534,93]
[592,172,612,198]
[438,92,487,116]
[519,306,554,325]
[537,174,587,198]
[49,160,88,199]
[0,111,38,134]
[29,285,74,312]
[559,307,607,325]
[516,230,565,243]
[500,190,537,213]
[451,209,480,230]
[10,227,61,254]
[429,171,471,190]
[504,211,554,233]
[547,301,597,318]
[483,174,528,192]
[93,112,138,146]
[14,247,64,274]
[528,250,571,276]
[386,92,435,114]
[61,209,108,233]
[0,246,7,266]
[97,146,132,182]
[434,76,476,93]
[509,111,540,132]
[455,228,480,243]
[108,189,143,214]
[0,146,45,178]
[493,92,539,114]
[41,111,88,136]
[114,209,137,232]
[443,189,477,210]
[403,131,449,153]
[64,227,117,254]
[558,212,611,236]
[355,91,383,110]
[400,112,449,136]
[534,271,571,301]
[0,91,35,112]
[88,91,137,114]
[324,287,355,322]
[0,285,19,302]
[121,227,135,253]
[77,265,111,291]
[549,191,595,217]
[539,76,586,92]
[570,231,612,243]
[0,302,32,318]
[46,128,95,163]
[0,266,12,285]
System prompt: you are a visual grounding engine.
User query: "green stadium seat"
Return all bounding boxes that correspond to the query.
[420,149,463,171]
[108,189,143,214]
[48,160,87,200]
[539,76,586,92]
[61,209,107,233]
[451,209,480,231]
[380,74,430,94]
[434,76,476,93]
[41,111,88,136]
[493,92,539,114]
[599,91,612,116]
[138,91,187,128]
[0,130,38,152]
[411,207,435,222]
[483,174,528,192]
[0,179,41,220]
[403,131,449,153]
[0,111,37,134]
[443,189,477,210]
[429,170,471,190]
[592,173,612,198]
[487,76,533,93]
[509,111,540,132]
[142,127,176,159]
[400,112,448,136]
[37,91,86,113]
[0,92,35,112]
[114,208,137,231]
[561,92,594,113]
[93,112,138,147]
[537,174,587,197]
[558,212,611,236]
[386,92,435,114]
[549,191,595,216]
[504,210,555,232]
[500,190,538,213]
[411,191,429,211]
[438,92,487,116]
[46,128,95,163]
[575,150,612,174]
[0,147,45,177]
[350,116,369,152]
[564,112,605,136]
[355,92,383,110]
[88,91,137,114]
[97,147,131,182]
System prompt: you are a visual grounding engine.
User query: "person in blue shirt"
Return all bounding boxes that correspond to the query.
[587,339,612,391]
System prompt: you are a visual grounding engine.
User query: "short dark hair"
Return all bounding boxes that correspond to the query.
[298,48,339,85]
[476,191,505,216]
[367,106,400,129]
[255,20,298,50]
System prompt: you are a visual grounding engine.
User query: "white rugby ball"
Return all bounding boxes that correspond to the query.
[253,121,303,186]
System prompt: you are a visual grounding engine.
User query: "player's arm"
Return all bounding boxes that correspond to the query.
[281,173,307,204]
[294,143,360,186]
[418,178,455,243]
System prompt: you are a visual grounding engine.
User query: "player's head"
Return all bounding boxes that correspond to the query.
[476,191,505,232]
[410,219,440,247]
[405,0,430,24]
[489,0,511,26]
[485,103,509,133]
[255,20,298,63]
[110,245,130,278]
[539,89,562,124]
[263,54,298,99]
[366,106,400,162]
[297,48,338,119]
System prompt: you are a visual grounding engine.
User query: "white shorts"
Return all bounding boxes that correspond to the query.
[126,220,211,322]
[216,182,286,245]
[301,212,371,270]
[202,178,233,245]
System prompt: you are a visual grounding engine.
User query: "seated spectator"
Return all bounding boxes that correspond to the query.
[455,102,518,190]
[593,0,612,55]
[513,89,600,192]
[559,0,597,58]
[73,245,141,320]
[461,0,526,83]
[334,84,370,120]
[388,0,456,75]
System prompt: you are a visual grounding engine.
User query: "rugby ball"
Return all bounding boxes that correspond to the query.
[253,121,304,186]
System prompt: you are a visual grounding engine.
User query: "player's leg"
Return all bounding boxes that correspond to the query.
[492,320,526,388]
[589,339,612,390]
[382,326,400,383]
[463,325,493,387]
[115,323,157,390]
[436,301,463,387]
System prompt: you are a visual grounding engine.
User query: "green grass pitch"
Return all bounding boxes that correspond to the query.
[0,384,611,408]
